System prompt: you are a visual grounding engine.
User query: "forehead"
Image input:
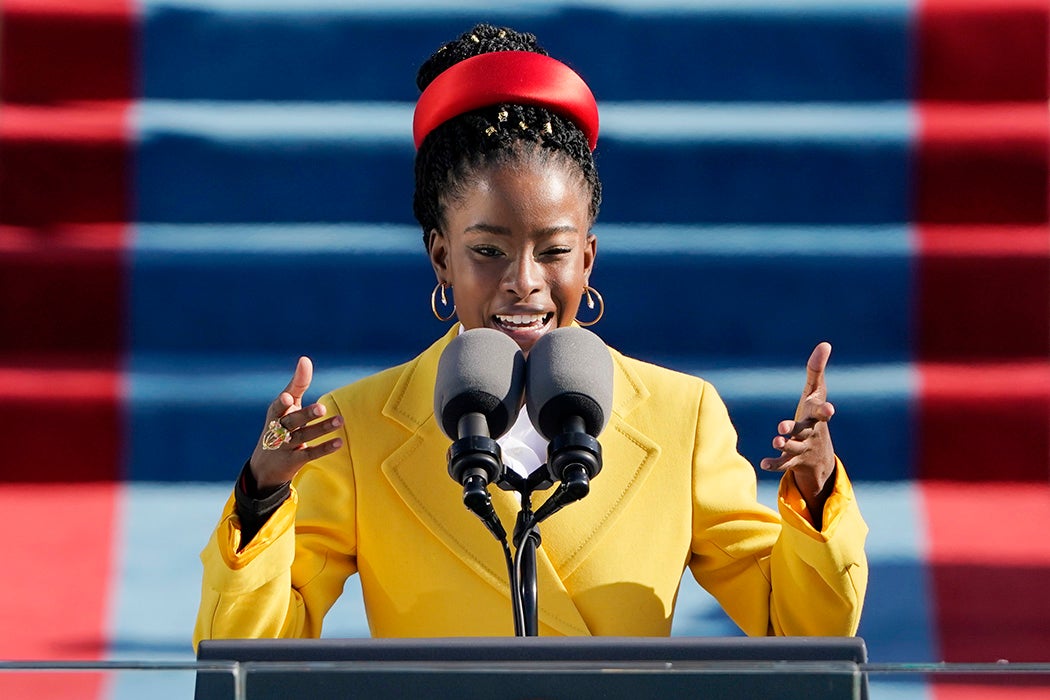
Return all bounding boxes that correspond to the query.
[446,155,591,221]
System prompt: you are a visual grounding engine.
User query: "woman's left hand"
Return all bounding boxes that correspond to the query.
[760,342,837,523]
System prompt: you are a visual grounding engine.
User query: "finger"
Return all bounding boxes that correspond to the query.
[775,417,817,445]
[815,400,835,422]
[771,437,808,457]
[292,437,345,463]
[288,414,343,447]
[794,399,836,429]
[760,455,790,472]
[265,357,315,423]
[282,356,314,404]
[761,450,812,473]
[281,402,328,432]
[802,342,832,398]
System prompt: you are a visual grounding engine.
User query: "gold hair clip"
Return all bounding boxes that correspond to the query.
[470,34,480,43]
[543,121,553,135]
[484,126,497,137]
[498,30,507,38]
[497,109,508,122]
[519,120,529,131]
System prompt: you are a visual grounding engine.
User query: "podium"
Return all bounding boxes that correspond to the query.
[195,636,869,700]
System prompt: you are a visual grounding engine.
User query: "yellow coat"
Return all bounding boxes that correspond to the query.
[194,327,867,646]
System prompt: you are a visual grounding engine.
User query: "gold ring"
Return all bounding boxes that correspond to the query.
[261,420,292,450]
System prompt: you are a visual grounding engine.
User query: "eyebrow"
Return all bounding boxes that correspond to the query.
[462,223,580,236]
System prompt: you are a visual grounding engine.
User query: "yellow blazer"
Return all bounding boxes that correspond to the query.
[194,326,867,646]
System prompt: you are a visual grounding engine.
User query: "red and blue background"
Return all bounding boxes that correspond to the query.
[1,1,1048,698]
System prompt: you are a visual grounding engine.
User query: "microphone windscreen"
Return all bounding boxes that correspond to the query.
[434,328,526,440]
[526,327,613,439]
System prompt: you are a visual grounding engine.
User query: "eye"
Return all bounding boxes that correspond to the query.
[470,245,503,258]
[540,246,572,258]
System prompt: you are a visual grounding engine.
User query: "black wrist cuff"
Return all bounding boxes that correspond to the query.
[234,460,291,549]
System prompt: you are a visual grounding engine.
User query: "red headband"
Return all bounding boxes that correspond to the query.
[413,51,599,151]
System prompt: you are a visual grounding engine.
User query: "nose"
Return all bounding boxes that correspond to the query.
[503,254,543,300]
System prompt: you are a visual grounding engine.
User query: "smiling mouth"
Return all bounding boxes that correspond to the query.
[493,312,554,330]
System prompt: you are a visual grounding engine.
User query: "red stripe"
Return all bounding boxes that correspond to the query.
[916,225,1050,361]
[0,102,132,141]
[918,362,1050,481]
[917,0,1049,101]
[0,483,119,699]
[916,103,1050,225]
[0,225,127,362]
[0,363,124,482]
[924,482,1050,566]
[0,104,133,226]
[923,482,1050,698]
[0,0,136,103]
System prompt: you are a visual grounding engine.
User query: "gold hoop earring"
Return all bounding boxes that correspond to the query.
[431,283,456,322]
[575,285,604,327]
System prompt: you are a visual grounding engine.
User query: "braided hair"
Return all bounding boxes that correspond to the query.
[413,23,602,249]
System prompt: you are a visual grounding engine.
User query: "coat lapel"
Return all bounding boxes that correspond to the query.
[379,329,660,636]
[530,350,662,579]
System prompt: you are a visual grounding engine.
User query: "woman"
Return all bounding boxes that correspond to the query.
[193,24,867,644]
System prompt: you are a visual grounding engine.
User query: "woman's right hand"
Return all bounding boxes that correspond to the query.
[249,356,344,490]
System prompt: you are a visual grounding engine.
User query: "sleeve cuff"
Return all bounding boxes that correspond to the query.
[778,457,855,540]
[201,488,300,595]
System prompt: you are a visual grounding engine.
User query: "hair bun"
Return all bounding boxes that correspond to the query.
[416,23,548,92]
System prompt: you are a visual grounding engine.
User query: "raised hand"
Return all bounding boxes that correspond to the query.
[249,357,344,490]
[760,342,837,521]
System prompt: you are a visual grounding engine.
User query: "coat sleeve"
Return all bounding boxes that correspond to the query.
[192,393,358,650]
[687,381,868,637]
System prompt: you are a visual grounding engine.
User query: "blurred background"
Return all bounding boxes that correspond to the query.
[1,0,1048,698]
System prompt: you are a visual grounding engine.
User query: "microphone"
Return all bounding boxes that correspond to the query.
[525,327,614,525]
[434,328,526,541]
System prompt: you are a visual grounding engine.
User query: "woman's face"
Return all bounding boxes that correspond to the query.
[429,157,596,355]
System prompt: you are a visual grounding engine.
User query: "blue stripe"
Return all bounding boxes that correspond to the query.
[700,363,917,482]
[129,360,385,405]
[700,362,914,400]
[125,357,390,481]
[594,224,912,257]
[136,100,911,143]
[136,101,410,143]
[855,483,940,668]
[134,222,423,254]
[129,223,914,364]
[133,102,913,225]
[142,5,913,102]
[135,222,911,255]
[599,103,912,143]
[124,357,915,481]
[145,0,912,12]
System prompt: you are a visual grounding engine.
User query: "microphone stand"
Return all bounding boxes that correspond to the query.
[513,499,539,636]
[497,468,551,637]
[460,424,601,638]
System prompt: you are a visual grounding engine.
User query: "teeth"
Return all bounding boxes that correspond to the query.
[496,314,547,327]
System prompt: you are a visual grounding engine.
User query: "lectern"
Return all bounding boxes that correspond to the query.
[195,636,868,700]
